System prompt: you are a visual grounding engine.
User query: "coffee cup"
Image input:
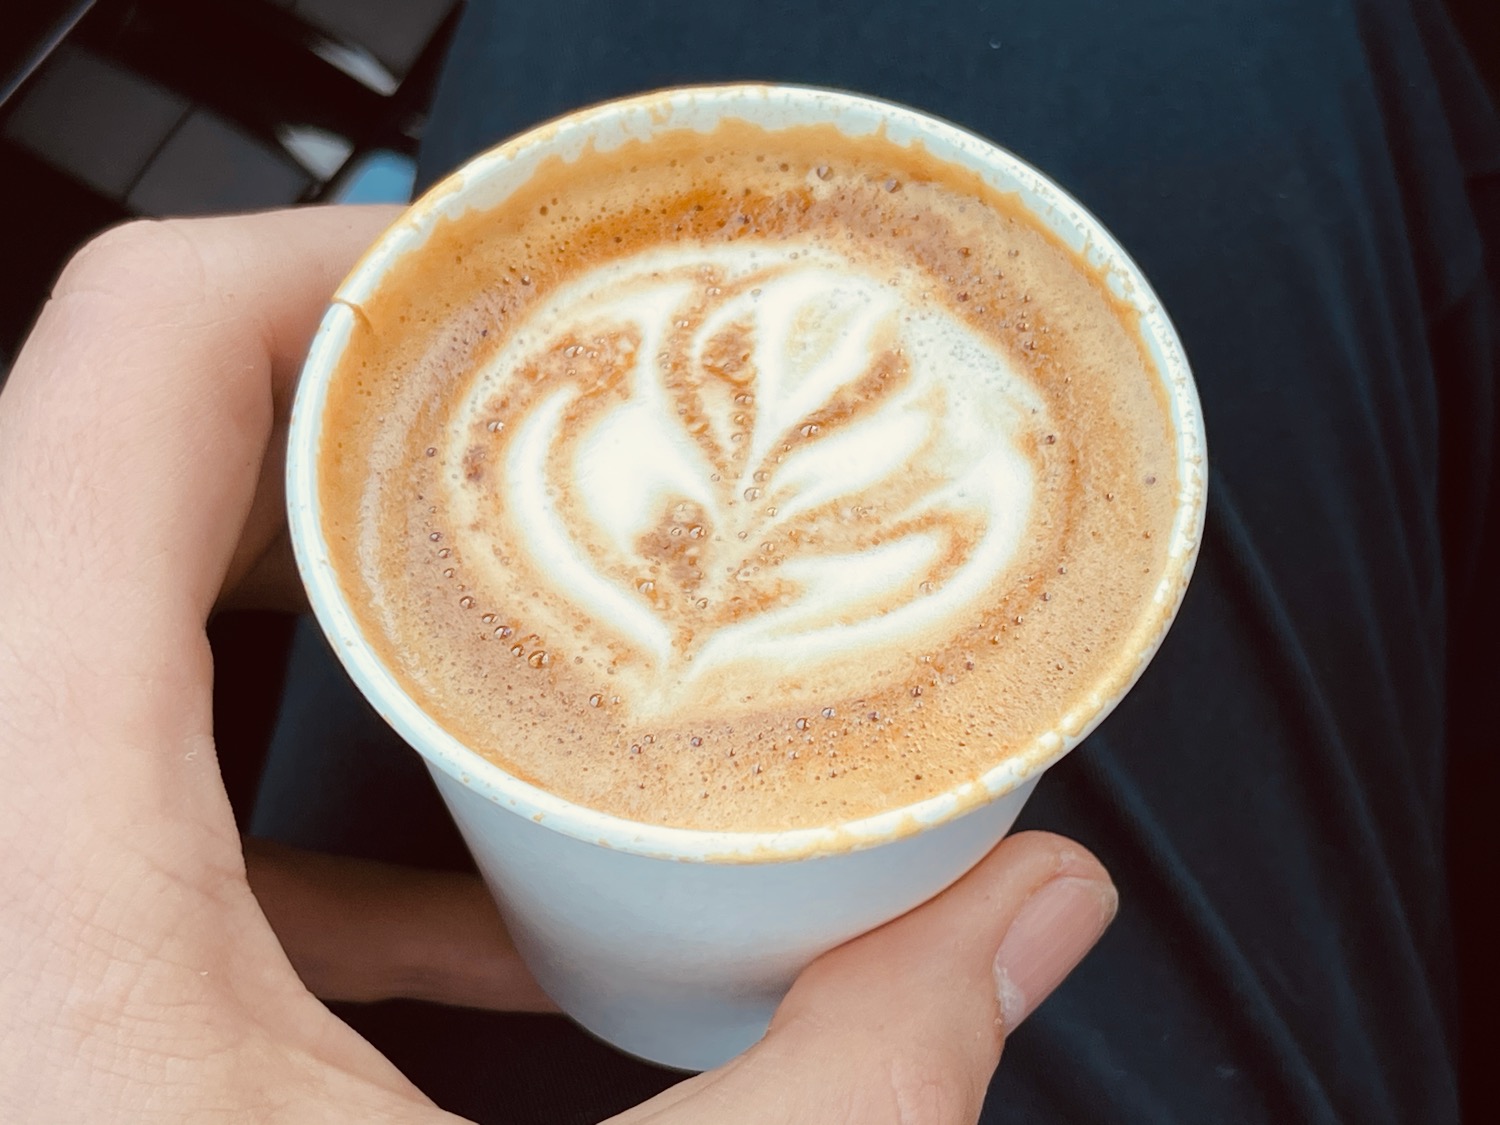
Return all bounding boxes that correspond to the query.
[286,83,1206,1070]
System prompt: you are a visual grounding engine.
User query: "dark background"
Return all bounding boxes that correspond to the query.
[1,1,1494,1120]
[0,0,460,369]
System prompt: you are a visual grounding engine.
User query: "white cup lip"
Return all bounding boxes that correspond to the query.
[286,82,1207,865]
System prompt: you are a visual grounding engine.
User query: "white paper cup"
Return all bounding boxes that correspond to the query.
[286,84,1206,1072]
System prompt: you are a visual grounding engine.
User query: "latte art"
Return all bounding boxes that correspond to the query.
[320,121,1180,831]
[441,245,1047,716]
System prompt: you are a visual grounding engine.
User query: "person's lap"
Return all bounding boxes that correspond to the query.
[253,1,1498,1121]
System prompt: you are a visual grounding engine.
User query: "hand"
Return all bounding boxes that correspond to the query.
[0,208,1117,1123]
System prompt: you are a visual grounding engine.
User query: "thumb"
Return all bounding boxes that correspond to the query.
[611,830,1116,1125]
[243,838,556,1013]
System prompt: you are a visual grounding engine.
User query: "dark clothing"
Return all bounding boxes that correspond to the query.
[253,1,1500,1121]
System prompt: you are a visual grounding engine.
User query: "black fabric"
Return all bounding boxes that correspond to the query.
[254,1,1499,1121]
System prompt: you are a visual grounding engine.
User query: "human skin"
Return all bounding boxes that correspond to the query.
[0,206,1116,1124]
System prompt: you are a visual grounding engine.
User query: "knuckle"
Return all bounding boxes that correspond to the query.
[53,218,206,306]
[880,1047,989,1125]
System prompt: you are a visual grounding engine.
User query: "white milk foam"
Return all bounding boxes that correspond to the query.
[441,242,1047,718]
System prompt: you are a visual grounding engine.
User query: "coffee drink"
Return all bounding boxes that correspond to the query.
[318,119,1179,832]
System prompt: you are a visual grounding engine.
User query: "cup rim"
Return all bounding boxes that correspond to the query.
[286,82,1207,864]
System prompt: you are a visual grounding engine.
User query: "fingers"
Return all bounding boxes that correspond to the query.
[611,831,1116,1125]
[243,839,556,1014]
[1,206,401,649]
[47,205,402,399]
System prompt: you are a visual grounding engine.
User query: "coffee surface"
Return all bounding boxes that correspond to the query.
[320,121,1178,831]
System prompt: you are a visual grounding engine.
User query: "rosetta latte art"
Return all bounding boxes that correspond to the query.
[442,243,1049,716]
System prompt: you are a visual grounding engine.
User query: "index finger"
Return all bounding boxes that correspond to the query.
[0,205,401,654]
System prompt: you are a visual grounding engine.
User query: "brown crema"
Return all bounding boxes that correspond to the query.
[319,120,1178,832]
